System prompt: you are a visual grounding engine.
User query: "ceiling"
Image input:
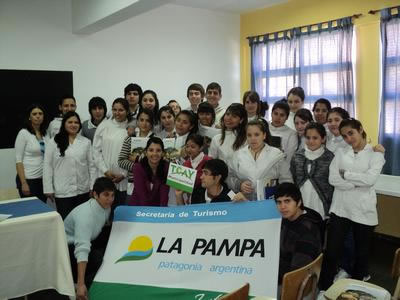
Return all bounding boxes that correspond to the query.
[171,0,288,13]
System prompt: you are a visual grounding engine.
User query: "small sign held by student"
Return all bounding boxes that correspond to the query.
[166,163,197,193]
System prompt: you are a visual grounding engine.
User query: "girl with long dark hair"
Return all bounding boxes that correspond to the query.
[15,104,49,202]
[43,111,95,219]
[130,137,170,206]
[93,98,132,211]
[209,103,248,164]
[228,119,292,200]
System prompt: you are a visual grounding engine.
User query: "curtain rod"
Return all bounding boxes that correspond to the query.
[369,5,399,15]
[246,14,361,41]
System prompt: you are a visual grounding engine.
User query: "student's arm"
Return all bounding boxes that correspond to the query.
[159,182,170,207]
[285,130,298,163]
[92,121,110,176]
[278,159,293,183]
[290,228,321,271]
[225,153,242,192]
[43,140,55,199]
[175,189,185,205]
[328,153,355,190]
[208,136,219,159]
[343,152,385,187]
[86,140,96,190]
[76,262,88,300]
[15,130,30,195]
[118,136,135,171]
[132,163,148,203]
[289,155,297,184]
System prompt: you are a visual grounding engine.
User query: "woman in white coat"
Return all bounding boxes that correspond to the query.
[93,98,131,215]
[43,112,95,219]
[209,103,248,164]
[319,118,385,291]
[228,119,292,200]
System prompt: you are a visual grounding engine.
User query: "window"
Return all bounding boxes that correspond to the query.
[379,7,400,175]
[250,17,354,116]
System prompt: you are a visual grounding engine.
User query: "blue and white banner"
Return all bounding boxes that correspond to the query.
[90,200,281,299]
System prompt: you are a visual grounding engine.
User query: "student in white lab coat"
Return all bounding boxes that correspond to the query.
[242,90,269,122]
[48,95,77,139]
[285,87,305,130]
[294,108,314,151]
[312,98,331,125]
[209,103,248,164]
[319,118,385,291]
[93,98,131,216]
[269,100,298,164]
[228,119,292,200]
[326,107,350,153]
[43,112,95,219]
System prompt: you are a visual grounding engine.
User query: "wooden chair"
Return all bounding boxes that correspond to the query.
[393,248,400,300]
[281,253,323,300]
[220,283,250,300]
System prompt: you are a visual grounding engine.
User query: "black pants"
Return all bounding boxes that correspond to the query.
[319,214,374,290]
[16,176,46,203]
[55,192,90,220]
[110,190,127,221]
[69,226,111,288]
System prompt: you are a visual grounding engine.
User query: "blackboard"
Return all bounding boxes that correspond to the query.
[0,69,73,149]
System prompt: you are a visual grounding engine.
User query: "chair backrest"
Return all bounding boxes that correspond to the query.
[220,283,250,300]
[393,248,400,278]
[281,253,323,300]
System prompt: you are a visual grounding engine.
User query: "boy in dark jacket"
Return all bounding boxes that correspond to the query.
[274,182,323,284]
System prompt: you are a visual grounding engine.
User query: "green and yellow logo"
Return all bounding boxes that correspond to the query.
[116,235,153,263]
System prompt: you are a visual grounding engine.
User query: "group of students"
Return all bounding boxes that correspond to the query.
[14,83,385,299]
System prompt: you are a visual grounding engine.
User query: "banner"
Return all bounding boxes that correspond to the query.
[90,201,281,299]
[166,162,197,193]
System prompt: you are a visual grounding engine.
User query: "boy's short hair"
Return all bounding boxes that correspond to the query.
[197,102,216,124]
[88,96,107,117]
[203,159,228,184]
[272,99,290,117]
[274,182,304,209]
[93,177,116,195]
[287,87,305,101]
[206,82,222,94]
[59,95,76,106]
[124,83,143,97]
[312,98,331,112]
[187,83,205,98]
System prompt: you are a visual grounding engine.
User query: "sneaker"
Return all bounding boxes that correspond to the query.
[317,290,326,300]
[334,268,350,282]
[363,274,371,281]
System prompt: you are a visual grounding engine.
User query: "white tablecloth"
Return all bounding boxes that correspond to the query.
[0,199,75,299]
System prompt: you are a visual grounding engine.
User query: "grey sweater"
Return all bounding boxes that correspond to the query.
[290,148,334,215]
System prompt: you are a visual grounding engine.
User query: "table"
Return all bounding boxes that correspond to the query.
[0,197,75,299]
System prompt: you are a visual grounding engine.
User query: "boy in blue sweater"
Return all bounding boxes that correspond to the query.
[64,176,115,300]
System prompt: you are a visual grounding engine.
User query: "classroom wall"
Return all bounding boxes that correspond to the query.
[240,0,400,145]
[0,0,240,189]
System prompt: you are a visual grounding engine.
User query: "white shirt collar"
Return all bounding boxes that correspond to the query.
[190,152,205,169]
[87,119,97,130]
